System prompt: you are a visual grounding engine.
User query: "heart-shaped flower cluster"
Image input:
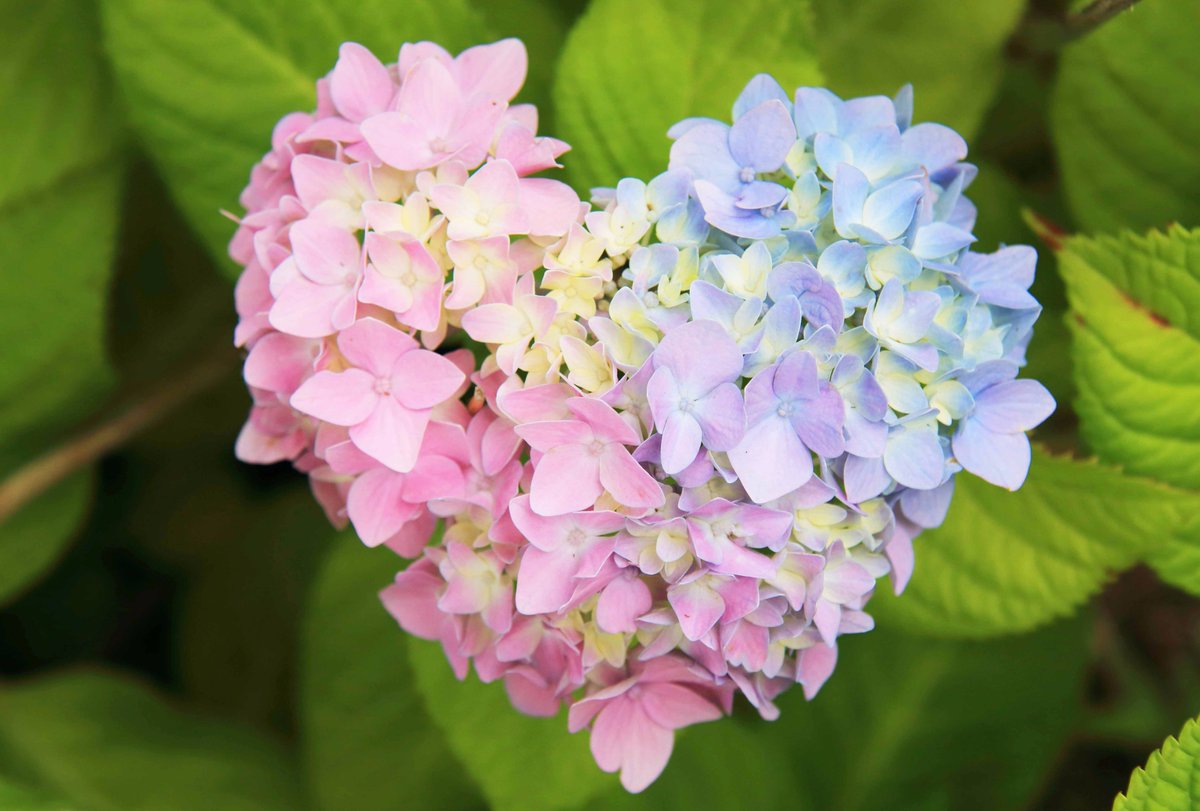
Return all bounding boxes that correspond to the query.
[233,40,1055,793]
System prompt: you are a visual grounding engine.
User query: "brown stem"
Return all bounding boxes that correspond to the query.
[1064,0,1143,41]
[0,355,230,526]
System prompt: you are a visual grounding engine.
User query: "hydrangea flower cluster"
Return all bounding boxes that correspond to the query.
[233,40,1055,793]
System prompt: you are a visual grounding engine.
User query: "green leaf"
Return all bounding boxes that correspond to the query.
[100,0,487,274]
[758,618,1088,810]
[1114,715,1200,811]
[1,0,120,205]
[409,639,615,811]
[0,474,93,606]
[810,0,1025,139]
[873,449,1200,637]
[1051,2,1200,233]
[584,718,801,810]
[301,538,482,811]
[1146,513,1200,598]
[177,486,332,729]
[1059,227,1200,490]
[0,0,122,604]
[553,0,821,192]
[0,777,77,811]
[0,670,303,811]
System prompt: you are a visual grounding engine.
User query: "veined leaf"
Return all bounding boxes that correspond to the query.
[0,0,122,604]
[553,0,821,192]
[1052,2,1200,233]
[811,0,1025,139]
[873,449,1200,637]
[100,0,488,274]
[1059,227,1200,491]
[1114,715,1200,811]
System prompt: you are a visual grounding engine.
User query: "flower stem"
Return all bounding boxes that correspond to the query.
[1063,0,1143,42]
[0,354,231,526]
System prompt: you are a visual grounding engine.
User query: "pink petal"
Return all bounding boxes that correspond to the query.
[243,332,317,395]
[640,683,724,730]
[598,447,665,510]
[515,546,578,614]
[514,419,591,452]
[518,177,580,237]
[591,700,675,793]
[529,446,603,516]
[268,276,349,338]
[388,349,465,410]
[461,303,525,344]
[329,42,394,121]
[337,316,418,376]
[595,575,652,633]
[455,38,527,102]
[290,219,361,284]
[349,396,429,472]
[347,468,420,546]
[667,581,725,641]
[290,369,377,425]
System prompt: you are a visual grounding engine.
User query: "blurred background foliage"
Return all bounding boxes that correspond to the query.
[2,0,1199,808]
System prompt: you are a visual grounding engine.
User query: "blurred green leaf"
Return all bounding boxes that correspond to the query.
[0,670,303,811]
[302,539,483,811]
[874,449,1200,637]
[810,0,1025,139]
[0,0,120,205]
[409,638,614,811]
[1052,2,1200,233]
[553,0,821,192]
[99,0,488,274]
[0,474,93,606]
[1059,227,1200,490]
[758,618,1088,810]
[177,486,332,730]
[0,0,123,605]
[1114,714,1200,810]
[585,717,801,810]
[0,777,76,811]
[1146,513,1200,599]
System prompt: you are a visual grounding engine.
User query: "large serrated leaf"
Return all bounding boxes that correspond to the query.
[1059,227,1200,490]
[552,0,821,192]
[0,0,122,604]
[99,0,488,274]
[1115,715,1200,810]
[810,0,1025,139]
[1052,2,1200,233]
[873,449,1200,637]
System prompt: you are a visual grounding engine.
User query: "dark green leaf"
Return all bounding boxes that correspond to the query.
[758,618,1089,810]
